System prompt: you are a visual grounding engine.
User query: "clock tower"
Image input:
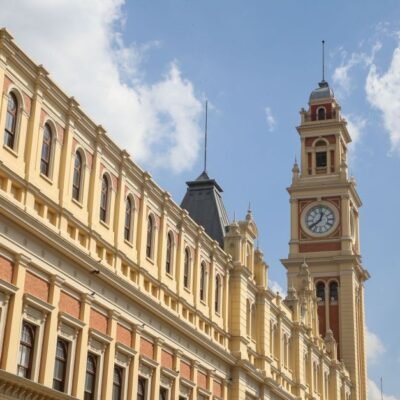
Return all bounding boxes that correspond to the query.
[282,79,369,400]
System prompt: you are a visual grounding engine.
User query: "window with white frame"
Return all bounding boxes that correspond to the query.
[17,321,36,379]
[40,123,53,177]
[214,274,222,314]
[113,365,123,400]
[183,247,191,290]
[4,91,19,150]
[72,150,84,202]
[165,231,173,275]
[84,353,98,400]
[19,293,53,381]
[100,174,110,223]
[85,332,109,400]
[160,387,168,400]
[137,376,147,400]
[146,214,155,259]
[124,196,134,242]
[199,262,207,302]
[56,314,82,395]
[53,338,69,392]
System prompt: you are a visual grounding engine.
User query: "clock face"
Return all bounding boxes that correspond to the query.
[305,205,335,234]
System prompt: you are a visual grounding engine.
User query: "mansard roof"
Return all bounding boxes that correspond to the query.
[180,170,229,247]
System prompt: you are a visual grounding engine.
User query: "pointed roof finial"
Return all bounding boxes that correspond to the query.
[248,201,252,213]
[322,40,325,82]
[203,100,208,173]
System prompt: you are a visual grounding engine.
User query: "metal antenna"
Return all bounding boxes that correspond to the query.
[322,40,325,82]
[204,100,208,173]
[380,377,383,400]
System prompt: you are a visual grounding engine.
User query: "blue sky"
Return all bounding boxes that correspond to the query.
[1,1,399,397]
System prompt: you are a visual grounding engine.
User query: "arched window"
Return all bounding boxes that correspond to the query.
[317,107,326,120]
[124,197,133,241]
[166,231,173,274]
[183,247,191,289]
[72,151,83,201]
[17,322,36,379]
[316,282,325,302]
[330,281,339,302]
[200,262,207,301]
[53,339,68,392]
[112,365,123,400]
[215,274,221,313]
[4,92,18,149]
[137,377,146,400]
[40,123,53,177]
[146,215,154,258]
[84,354,97,400]
[100,175,109,223]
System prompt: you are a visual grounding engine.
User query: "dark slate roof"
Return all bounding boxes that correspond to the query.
[309,80,334,102]
[180,171,229,247]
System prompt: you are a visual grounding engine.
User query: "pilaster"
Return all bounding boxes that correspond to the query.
[25,67,47,182]
[58,97,78,208]
[87,127,104,233]
[71,293,92,398]
[101,310,119,400]
[39,275,65,385]
[150,338,163,398]
[128,324,143,397]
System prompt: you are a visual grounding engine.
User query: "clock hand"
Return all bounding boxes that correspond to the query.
[309,211,324,229]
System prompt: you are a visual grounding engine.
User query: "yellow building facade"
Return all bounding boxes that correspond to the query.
[0,29,368,400]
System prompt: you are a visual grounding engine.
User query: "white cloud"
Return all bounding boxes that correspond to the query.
[0,0,202,173]
[345,114,367,146]
[269,280,286,297]
[368,378,399,400]
[366,45,400,154]
[265,107,276,132]
[333,42,381,97]
[366,326,385,364]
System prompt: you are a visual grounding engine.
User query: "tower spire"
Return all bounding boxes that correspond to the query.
[203,100,208,173]
[322,40,325,82]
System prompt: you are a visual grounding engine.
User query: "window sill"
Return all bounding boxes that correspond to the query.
[3,144,18,158]
[146,256,154,265]
[166,271,173,279]
[39,172,53,185]
[199,299,207,306]
[183,286,191,294]
[99,219,110,229]
[124,239,133,248]
[71,197,83,209]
